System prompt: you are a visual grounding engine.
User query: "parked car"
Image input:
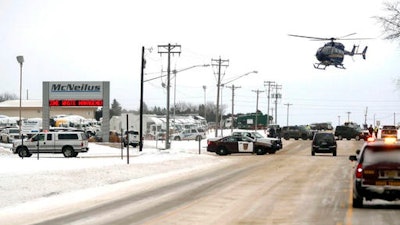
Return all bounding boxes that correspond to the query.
[12,131,89,158]
[171,128,206,141]
[123,130,140,147]
[311,132,337,156]
[281,125,312,140]
[349,138,400,208]
[381,125,397,138]
[231,130,282,153]
[0,127,20,143]
[207,135,272,155]
[334,125,365,140]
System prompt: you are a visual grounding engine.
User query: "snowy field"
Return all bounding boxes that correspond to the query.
[0,129,249,225]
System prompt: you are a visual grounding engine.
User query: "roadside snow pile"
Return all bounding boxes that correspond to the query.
[0,140,228,210]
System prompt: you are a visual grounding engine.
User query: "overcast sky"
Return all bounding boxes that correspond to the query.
[1,0,399,127]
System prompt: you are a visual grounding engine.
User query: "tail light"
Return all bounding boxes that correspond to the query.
[355,163,363,178]
[367,136,375,142]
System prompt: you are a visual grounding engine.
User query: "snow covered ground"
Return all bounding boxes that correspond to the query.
[0,130,245,224]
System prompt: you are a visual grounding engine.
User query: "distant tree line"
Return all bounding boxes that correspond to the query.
[0,92,18,102]
[96,98,227,123]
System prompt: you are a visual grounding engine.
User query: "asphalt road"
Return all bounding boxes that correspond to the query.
[12,140,400,225]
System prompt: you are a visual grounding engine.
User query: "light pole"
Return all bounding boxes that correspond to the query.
[216,71,258,136]
[284,103,292,126]
[171,64,210,123]
[16,56,24,142]
[203,85,207,119]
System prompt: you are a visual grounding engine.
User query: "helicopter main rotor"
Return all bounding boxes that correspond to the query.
[288,33,370,42]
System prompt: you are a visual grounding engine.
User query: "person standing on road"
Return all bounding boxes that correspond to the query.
[374,126,379,138]
[368,125,374,137]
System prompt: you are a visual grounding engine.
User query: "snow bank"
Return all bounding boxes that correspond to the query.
[0,138,229,211]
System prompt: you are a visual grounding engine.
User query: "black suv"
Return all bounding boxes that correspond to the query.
[311,132,337,156]
[334,125,364,140]
[281,125,312,140]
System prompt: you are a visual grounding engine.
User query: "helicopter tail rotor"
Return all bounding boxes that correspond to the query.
[350,45,357,56]
[362,46,368,60]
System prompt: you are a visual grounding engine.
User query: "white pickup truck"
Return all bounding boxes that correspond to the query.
[123,130,140,147]
[11,131,89,158]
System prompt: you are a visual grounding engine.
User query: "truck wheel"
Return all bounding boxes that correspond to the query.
[283,134,290,140]
[62,146,75,158]
[18,147,31,158]
[301,134,308,140]
[174,136,181,141]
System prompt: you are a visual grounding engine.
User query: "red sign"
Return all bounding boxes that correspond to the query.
[49,100,103,107]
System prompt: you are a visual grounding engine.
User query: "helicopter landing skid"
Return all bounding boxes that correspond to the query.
[313,63,346,70]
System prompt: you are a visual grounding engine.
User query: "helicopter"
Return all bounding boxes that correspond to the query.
[288,33,369,70]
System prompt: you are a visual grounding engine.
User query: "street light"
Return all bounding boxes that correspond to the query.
[215,70,258,136]
[16,55,24,142]
[203,85,207,119]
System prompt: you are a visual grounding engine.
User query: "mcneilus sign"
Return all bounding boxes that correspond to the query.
[42,81,110,142]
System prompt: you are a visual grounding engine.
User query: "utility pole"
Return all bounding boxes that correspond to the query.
[212,57,229,137]
[264,81,275,126]
[364,107,368,126]
[252,89,265,131]
[284,103,293,126]
[158,43,181,149]
[226,85,241,132]
[139,46,145,152]
[203,85,207,119]
[346,111,351,123]
[272,84,282,124]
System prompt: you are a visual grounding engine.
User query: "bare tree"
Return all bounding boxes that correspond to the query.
[0,92,18,102]
[375,1,400,41]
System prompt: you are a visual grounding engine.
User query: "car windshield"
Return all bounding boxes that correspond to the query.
[9,129,19,134]
[363,146,400,166]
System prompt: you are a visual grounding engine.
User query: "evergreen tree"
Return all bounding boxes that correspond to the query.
[110,99,122,118]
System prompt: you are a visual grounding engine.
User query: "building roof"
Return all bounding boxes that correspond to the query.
[0,100,42,108]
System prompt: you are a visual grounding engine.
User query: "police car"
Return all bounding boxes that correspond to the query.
[207,135,273,155]
[349,137,400,207]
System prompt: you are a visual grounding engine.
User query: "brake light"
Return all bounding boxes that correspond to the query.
[367,136,375,142]
[355,163,363,178]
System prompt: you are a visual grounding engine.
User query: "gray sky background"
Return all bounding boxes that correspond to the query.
[1,0,399,127]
